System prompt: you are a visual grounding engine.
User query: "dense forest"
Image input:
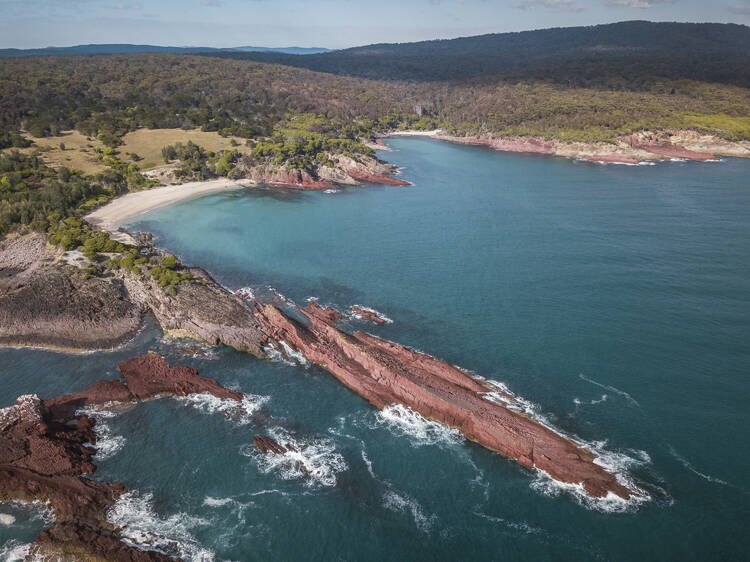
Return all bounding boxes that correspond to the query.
[218,21,750,87]
[1,21,750,237]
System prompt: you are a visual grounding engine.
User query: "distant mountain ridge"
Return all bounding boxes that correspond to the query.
[211,21,750,87]
[0,44,332,57]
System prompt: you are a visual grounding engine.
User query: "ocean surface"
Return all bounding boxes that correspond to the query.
[2,137,749,561]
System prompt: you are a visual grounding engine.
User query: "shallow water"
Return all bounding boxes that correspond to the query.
[2,138,749,560]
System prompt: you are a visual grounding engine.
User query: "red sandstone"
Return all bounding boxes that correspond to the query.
[0,355,247,560]
[253,300,631,499]
[350,305,390,325]
[628,135,719,161]
[584,154,642,165]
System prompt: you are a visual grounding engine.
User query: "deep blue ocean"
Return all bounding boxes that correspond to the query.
[2,137,749,560]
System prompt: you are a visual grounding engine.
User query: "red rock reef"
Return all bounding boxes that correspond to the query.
[0,354,246,561]
[253,300,632,500]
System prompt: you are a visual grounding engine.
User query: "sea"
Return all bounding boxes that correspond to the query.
[2,137,749,561]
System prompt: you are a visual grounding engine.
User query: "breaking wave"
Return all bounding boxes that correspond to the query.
[382,490,437,533]
[76,406,126,461]
[107,491,214,561]
[374,404,463,447]
[0,541,34,562]
[176,392,269,425]
[241,427,347,488]
[480,380,651,509]
[349,305,393,324]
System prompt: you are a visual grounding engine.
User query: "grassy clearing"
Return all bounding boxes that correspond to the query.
[119,129,252,169]
[0,131,107,174]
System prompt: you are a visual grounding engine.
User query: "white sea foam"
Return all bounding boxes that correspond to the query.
[107,491,214,561]
[264,341,307,367]
[176,392,269,425]
[480,380,651,508]
[349,305,393,324]
[382,490,437,533]
[202,496,234,507]
[233,286,255,300]
[0,513,15,525]
[0,541,34,562]
[473,512,545,535]
[76,406,126,461]
[361,449,376,479]
[323,189,339,194]
[242,427,347,487]
[579,374,640,407]
[573,394,608,406]
[279,341,309,366]
[668,445,729,486]
[374,404,463,447]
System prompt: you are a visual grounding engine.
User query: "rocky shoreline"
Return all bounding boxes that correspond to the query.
[0,354,244,561]
[385,129,750,164]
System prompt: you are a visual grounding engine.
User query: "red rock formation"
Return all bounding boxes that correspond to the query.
[345,168,411,186]
[0,394,173,561]
[0,355,247,560]
[253,300,632,500]
[584,154,642,165]
[245,166,337,190]
[350,305,390,325]
[252,436,311,475]
[253,436,288,455]
[305,299,346,324]
[439,134,555,156]
[628,134,719,161]
[117,354,243,402]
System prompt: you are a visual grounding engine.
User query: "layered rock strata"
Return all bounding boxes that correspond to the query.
[252,300,631,500]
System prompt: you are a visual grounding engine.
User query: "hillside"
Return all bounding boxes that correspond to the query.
[214,21,750,87]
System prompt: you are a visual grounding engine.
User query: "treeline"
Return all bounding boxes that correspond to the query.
[1,45,750,155]
[0,150,133,235]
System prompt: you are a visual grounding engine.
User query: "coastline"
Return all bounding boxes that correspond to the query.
[85,178,254,235]
[383,129,750,164]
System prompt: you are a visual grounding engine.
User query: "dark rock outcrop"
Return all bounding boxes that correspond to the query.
[253,300,632,500]
[0,266,144,352]
[0,355,247,560]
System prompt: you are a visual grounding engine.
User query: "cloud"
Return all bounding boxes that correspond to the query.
[604,0,678,7]
[202,0,224,5]
[511,0,583,12]
[113,2,142,9]
[727,2,750,15]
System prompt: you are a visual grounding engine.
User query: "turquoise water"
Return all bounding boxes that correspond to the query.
[2,138,749,560]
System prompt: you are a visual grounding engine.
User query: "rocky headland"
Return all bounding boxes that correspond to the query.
[0,354,243,561]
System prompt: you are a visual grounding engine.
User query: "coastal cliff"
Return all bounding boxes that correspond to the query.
[0,354,244,561]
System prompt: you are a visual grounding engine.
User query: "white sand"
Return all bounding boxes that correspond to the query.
[85,178,253,235]
[386,129,443,137]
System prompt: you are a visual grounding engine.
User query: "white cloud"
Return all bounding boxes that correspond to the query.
[512,0,583,12]
[605,0,678,8]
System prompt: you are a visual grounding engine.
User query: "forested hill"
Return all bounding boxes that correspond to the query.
[212,21,750,87]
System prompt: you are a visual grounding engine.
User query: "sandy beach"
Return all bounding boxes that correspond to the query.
[85,178,253,238]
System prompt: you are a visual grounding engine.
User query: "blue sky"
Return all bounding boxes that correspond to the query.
[1,0,748,49]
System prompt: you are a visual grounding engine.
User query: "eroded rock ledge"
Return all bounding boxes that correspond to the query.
[0,354,244,561]
[254,300,632,500]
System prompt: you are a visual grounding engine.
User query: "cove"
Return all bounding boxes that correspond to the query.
[2,137,749,560]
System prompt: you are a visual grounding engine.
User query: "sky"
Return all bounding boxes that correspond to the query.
[1,0,748,50]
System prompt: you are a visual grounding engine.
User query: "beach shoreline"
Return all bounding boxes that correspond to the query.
[85,178,254,237]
